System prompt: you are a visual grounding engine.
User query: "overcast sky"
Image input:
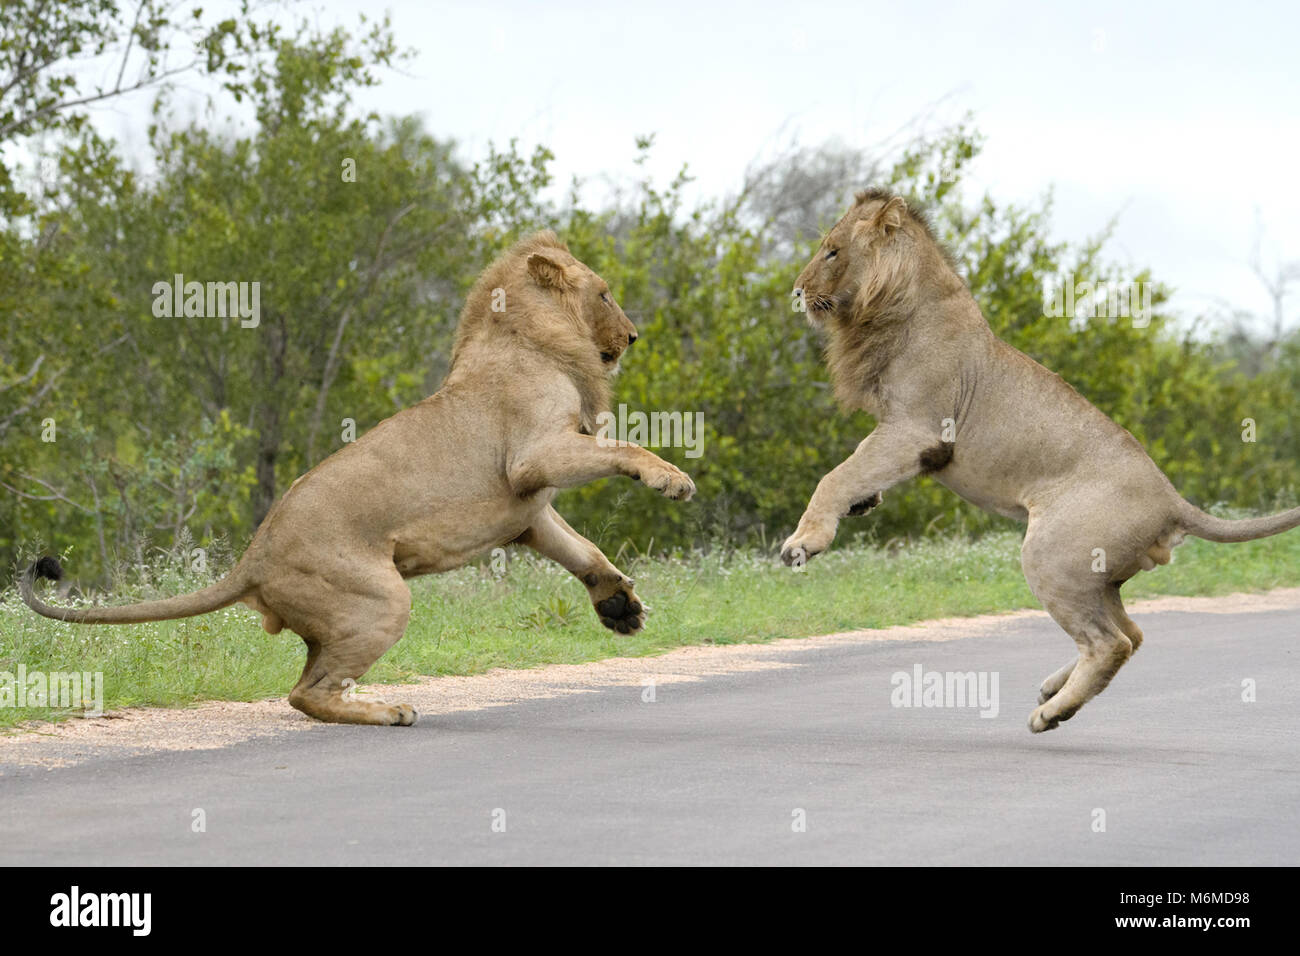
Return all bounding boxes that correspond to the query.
[80,0,1300,333]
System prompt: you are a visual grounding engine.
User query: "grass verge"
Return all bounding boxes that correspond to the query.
[3,526,1299,727]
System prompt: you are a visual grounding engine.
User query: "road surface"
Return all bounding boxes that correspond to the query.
[2,595,1296,865]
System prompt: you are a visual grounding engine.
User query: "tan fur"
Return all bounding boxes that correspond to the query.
[20,232,695,725]
[783,190,1300,733]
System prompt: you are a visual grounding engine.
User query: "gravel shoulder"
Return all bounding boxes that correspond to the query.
[3,587,1298,771]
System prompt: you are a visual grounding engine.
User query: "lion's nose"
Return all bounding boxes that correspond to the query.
[793,288,804,298]
[627,332,638,346]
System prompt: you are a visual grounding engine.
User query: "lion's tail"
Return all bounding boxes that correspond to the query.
[1178,500,1300,544]
[18,556,251,624]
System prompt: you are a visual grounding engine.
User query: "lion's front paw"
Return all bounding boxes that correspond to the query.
[593,578,646,635]
[780,517,837,567]
[640,463,695,501]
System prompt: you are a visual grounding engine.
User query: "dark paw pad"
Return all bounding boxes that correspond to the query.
[596,590,644,634]
[596,592,628,619]
[846,493,882,517]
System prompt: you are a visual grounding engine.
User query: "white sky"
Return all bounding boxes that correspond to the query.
[71,0,1300,333]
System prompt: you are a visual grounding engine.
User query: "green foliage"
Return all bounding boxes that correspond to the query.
[517,594,583,631]
[2,9,1298,584]
[549,130,1300,551]
[0,0,289,216]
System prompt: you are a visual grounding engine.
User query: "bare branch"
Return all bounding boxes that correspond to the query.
[0,353,45,393]
[0,59,199,141]
[115,1,150,92]
[0,471,95,513]
[305,202,419,464]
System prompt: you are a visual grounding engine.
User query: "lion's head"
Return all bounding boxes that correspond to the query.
[451,232,637,427]
[454,232,636,367]
[792,190,964,407]
[792,189,920,322]
[521,241,638,371]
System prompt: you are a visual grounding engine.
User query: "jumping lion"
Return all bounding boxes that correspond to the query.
[20,232,695,725]
[781,189,1300,732]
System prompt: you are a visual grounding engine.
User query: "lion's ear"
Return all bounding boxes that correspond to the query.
[853,196,906,240]
[875,196,906,235]
[527,253,571,291]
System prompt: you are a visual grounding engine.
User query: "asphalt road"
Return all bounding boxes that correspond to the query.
[2,604,1296,865]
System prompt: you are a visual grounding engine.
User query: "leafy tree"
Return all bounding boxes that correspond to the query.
[4,10,1296,580]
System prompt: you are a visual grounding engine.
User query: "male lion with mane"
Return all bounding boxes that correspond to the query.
[20,232,695,725]
[782,189,1300,733]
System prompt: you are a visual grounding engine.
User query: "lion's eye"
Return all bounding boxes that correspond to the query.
[600,292,611,304]
[825,249,838,261]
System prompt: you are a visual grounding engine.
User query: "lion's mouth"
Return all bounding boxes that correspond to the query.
[600,351,618,363]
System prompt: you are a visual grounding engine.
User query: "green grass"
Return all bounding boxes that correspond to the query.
[3,526,1300,728]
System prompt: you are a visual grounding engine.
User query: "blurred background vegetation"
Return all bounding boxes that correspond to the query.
[2,2,1298,585]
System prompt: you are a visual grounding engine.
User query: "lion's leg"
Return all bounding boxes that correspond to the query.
[515,505,644,634]
[1022,526,1135,733]
[780,424,939,565]
[1026,610,1131,733]
[269,567,417,726]
[1037,657,1077,705]
[1037,588,1142,705]
[1103,585,1144,652]
[509,434,694,500]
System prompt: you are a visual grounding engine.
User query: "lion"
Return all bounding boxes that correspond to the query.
[20,231,696,725]
[781,189,1300,733]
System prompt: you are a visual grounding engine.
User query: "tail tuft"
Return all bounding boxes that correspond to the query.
[20,553,248,625]
[32,555,63,582]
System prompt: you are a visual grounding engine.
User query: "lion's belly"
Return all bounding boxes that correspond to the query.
[933,465,1029,523]
[390,494,551,577]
